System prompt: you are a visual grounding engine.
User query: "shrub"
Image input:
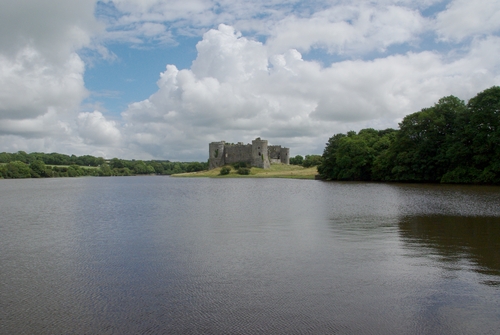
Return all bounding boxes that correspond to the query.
[237,167,251,175]
[220,166,231,175]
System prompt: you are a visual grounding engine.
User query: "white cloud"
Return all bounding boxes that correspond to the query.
[0,0,102,63]
[267,5,427,55]
[119,24,500,160]
[1,1,499,160]
[97,1,434,53]
[77,111,122,145]
[0,108,71,138]
[0,48,87,121]
[435,0,500,41]
[0,0,100,140]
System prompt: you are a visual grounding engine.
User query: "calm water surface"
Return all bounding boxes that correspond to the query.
[1,177,499,334]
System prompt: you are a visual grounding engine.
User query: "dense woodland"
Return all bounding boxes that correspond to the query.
[317,86,500,184]
[0,152,207,179]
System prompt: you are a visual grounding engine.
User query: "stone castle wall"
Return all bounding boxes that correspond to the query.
[224,143,252,165]
[268,145,290,164]
[208,138,289,170]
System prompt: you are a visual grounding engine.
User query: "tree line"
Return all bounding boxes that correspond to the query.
[317,86,500,184]
[0,152,208,179]
[289,154,323,167]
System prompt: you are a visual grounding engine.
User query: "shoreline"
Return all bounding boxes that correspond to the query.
[172,164,318,179]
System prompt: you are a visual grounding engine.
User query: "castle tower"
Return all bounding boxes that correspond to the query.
[280,147,290,164]
[209,141,225,169]
[251,138,270,169]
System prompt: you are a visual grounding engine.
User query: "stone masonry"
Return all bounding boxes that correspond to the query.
[209,138,290,170]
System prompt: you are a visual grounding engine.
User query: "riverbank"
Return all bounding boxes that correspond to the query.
[172,164,318,179]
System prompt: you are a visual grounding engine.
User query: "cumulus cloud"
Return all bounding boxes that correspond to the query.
[1,1,499,160]
[0,108,71,138]
[0,0,109,155]
[267,5,427,55]
[435,0,500,41]
[120,24,500,160]
[0,48,87,120]
[77,111,122,146]
[0,0,101,62]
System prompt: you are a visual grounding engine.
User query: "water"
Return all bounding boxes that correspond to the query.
[1,177,499,334]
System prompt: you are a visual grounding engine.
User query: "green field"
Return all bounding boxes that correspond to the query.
[172,164,318,179]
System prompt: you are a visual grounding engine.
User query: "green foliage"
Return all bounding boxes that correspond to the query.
[220,166,231,175]
[289,155,304,165]
[319,86,500,184]
[186,162,205,172]
[387,96,467,182]
[148,161,164,174]
[110,158,124,169]
[29,160,48,178]
[0,152,209,176]
[1,161,31,178]
[237,167,251,175]
[318,129,395,181]
[132,161,149,174]
[99,164,113,176]
[302,155,322,168]
[0,152,207,179]
[0,151,105,166]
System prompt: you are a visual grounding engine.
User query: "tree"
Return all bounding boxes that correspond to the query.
[67,165,81,177]
[334,134,373,180]
[29,160,48,178]
[149,161,164,174]
[110,158,124,169]
[289,155,304,165]
[146,165,156,174]
[99,164,112,176]
[3,161,31,178]
[186,162,204,172]
[132,161,148,174]
[318,133,346,180]
[302,155,322,168]
[466,86,500,183]
[389,96,466,182]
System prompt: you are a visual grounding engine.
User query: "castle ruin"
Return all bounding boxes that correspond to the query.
[209,138,290,170]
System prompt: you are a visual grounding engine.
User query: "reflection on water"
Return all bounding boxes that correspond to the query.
[1,178,499,334]
[399,215,500,281]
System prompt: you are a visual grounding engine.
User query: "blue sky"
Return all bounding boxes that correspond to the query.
[84,39,199,115]
[1,0,499,161]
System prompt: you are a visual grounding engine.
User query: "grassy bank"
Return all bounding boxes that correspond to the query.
[172,164,318,179]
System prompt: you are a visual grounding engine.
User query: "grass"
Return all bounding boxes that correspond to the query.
[172,164,318,179]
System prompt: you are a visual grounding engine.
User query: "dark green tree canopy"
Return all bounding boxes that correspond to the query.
[318,86,500,184]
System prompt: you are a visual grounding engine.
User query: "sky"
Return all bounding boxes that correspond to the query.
[1,0,499,161]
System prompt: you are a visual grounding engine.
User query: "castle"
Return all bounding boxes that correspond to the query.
[209,138,290,170]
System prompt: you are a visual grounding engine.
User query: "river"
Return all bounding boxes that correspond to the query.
[1,177,499,334]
